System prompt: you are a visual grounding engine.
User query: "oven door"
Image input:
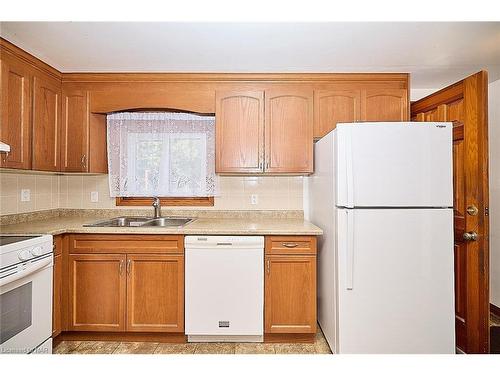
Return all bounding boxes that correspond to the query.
[0,255,53,354]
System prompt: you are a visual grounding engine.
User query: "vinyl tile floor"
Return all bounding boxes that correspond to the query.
[53,330,332,355]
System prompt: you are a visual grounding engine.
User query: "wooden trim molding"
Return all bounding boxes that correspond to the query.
[56,331,187,343]
[264,333,316,343]
[62,72,410,83]
[0,37,62,81]
[116,197,214,207]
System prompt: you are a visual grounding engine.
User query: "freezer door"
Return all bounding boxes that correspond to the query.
[336,122,452,207]
[336,208,455,353]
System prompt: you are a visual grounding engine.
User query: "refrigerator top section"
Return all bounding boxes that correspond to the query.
[335,122,453,208]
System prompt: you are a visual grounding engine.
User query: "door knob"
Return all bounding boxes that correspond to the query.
[463,231,478,241]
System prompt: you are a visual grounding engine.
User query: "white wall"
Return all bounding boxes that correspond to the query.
[410,88,438,102]
[489,79,500,308]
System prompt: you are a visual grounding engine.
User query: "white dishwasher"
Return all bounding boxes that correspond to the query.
[185,236,264,342]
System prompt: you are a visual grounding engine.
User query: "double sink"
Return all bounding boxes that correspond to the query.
[84,216,194,228]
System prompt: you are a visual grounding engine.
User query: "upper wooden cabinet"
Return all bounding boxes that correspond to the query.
[32,75,61,171]
[313,87,409,138]
[215,91,264,173]
[0,56,32,169]
[265,89,313,174]
[2,37,409,175]
[216,89,314,174]
[313,89,361,138]
[361,89,408,122]
[60,89,89,172]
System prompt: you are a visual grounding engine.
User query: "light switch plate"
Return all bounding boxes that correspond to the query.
[20,189,30,202]
[90,191,99,203]
[250,194,258,205]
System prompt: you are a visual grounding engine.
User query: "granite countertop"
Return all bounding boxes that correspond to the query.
[0,215,323,236]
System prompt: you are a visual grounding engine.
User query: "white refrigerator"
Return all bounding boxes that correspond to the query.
[305,122,455,354]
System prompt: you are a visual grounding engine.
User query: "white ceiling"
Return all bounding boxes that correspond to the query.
[1,22,500,89]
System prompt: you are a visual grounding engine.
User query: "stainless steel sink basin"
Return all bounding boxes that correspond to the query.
[84,216,194,228]
[143,217,193,227]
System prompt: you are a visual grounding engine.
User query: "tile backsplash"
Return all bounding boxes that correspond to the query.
[0,173,60,215]
[1,172,303,215]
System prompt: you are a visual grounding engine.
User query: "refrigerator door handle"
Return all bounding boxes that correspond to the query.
[346,210,355,290]
[345,127,355,208]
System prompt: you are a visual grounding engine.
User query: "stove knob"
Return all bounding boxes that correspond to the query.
[18,250,32,261]
[30,246,43,256]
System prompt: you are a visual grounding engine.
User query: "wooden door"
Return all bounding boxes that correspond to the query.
[313,90,361,138]
[32,75,61,171]
[52,235,63,337]
[265,89,313,173]
[411,71,489,353]
[0,56,31,169]
[69,254,126,331]
[215,90,264,173]
[362,88,408,121]
[264,255,317,333]
[126,254,184,332]
[60,89,89,172]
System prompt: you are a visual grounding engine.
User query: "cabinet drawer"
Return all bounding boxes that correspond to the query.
[265,236,317,255]
[69,234,184,254]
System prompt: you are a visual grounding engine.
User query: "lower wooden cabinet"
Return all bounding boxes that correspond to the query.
[69,254,126,331]
[264,236,317,334]
[52,235,63,337]
[67,235,184,333]
[126,254,184,332]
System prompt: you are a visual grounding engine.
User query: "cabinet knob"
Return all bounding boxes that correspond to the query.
[282,243,299,248]
[81,154,87,167]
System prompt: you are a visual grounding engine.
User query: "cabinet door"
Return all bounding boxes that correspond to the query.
[313,90,361,138]
[361,89,408,122]
[126,254,184,332]
[264,255,317,333]
[69,254,126,331]
[215,91,264,173]
[32,75,61,171]
[265,89,313,173]
[0,57,31,169]
[60,89,89,172]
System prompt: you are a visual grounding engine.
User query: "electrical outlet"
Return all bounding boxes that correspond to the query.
[250,194,258,205]
[90,191,99,203]
[20,189,31,202]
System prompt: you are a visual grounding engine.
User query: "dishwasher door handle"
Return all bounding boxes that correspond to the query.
[216,242,233,246]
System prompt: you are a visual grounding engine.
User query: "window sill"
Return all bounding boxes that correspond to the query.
[115,197,214,207]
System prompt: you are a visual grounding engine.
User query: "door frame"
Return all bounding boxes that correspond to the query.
[411,71,490,353]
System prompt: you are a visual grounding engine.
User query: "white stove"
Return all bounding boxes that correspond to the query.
[0,234,53,354]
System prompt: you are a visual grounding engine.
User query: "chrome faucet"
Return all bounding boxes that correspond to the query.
[152,197,161,218]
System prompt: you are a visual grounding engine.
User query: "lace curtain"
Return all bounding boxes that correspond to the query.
[107,112,217,197]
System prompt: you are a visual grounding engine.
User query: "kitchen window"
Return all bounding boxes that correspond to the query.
[107,112,217,205]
